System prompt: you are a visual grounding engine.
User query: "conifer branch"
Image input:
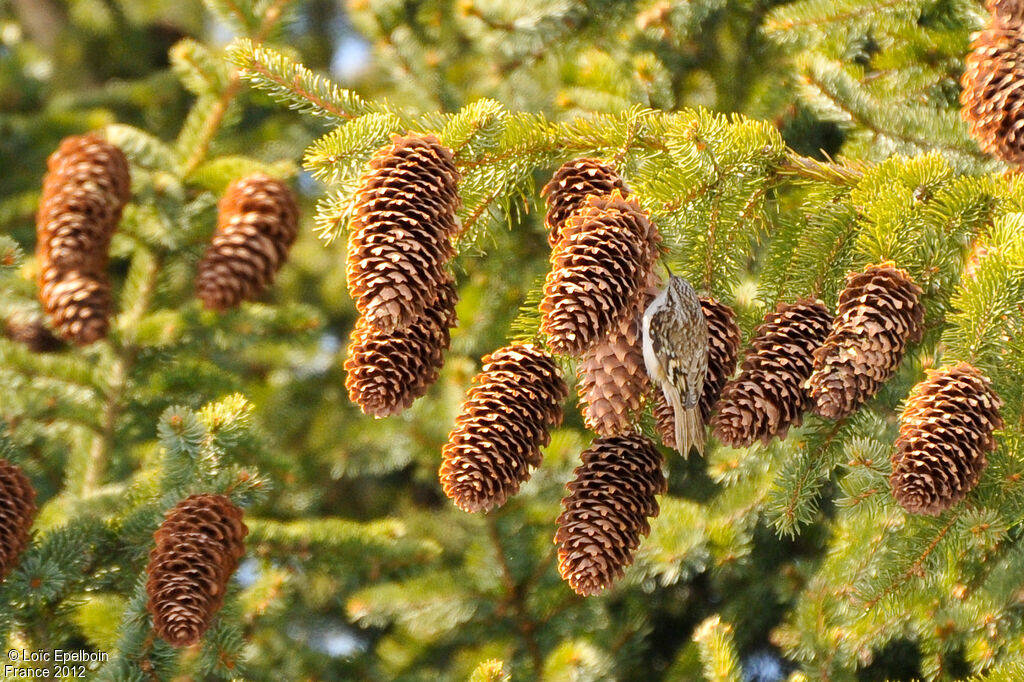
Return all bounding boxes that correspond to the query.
[776,153,866,186]
[182,0,295,176]
[857,512,960,610]
[764,0,915,33]
[798,63,989,163]
[230,39,402,124]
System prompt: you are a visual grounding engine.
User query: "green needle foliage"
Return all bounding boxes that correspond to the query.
[0,0,1023,680]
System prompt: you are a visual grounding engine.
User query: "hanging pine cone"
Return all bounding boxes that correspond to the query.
[541,158,629,246]
[890,363,1003,516]
[36,134,129,345]
[439,344,567,513]
[960,4,1024,165]
[712,300,833,447]
[3,313,65,353]
[555,434,666,596]
[806,263,924,420]
[0,459,36,581]
[577,276,659,436]
[654,296,741,450]
[540,192,660,356]
[345,279,458,417]
[146,494,248,647]
[196,174,299,311]
[347,134,461,332]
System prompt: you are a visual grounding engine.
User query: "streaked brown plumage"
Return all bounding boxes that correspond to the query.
[642,275,709,455]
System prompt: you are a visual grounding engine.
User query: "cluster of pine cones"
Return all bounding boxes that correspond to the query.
[2,133,300,647]
[24,134,299,347]
[7,24,1011,640]
[343,134,462,417]
[341,145,1003,597]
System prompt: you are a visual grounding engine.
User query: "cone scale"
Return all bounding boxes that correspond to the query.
[541,158,629,246]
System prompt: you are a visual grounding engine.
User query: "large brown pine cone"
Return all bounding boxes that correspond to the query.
[654,296,741,450]
[890,363,1003,516]
[961,6,1024,165]
[541,158,629,246]
[576,277,659,436]
[146,494,248,647]
[0,459,37,581]
[439,344,567,513]
[806,263,924,420]
[36,134,129,344]
[555,434,666,596]
[345,279,458,417]
[196,174,299,311]
[540,192,660,356]
[347,134,461,332]
[712,300,833,447]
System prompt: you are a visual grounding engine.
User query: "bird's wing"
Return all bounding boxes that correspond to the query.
[651,306,706,409]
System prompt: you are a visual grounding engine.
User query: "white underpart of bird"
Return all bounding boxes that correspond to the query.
[642,275,709,456]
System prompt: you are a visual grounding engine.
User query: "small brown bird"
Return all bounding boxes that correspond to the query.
[642,275,709,455]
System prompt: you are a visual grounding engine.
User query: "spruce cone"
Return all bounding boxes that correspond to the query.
[541,158,629,246]
[440,344,567,513]
[0,459,37,581]
[3,313,65,353]
[961,6,1024,165]
[890,363,1003,516]
[712,300,833,447]
[577,277,659,436]
[345,279,458,417]
[196,174,299,311]
[146,494,248,647]
[347,134,461,332]
[540,192,660,356]
[654,296,741,449]
[555,434,666,596]
[36,134,129,344]
[807,263,924,420]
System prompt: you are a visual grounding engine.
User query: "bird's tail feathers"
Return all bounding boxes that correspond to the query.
[677,405,705,457]
[665,386,706,457]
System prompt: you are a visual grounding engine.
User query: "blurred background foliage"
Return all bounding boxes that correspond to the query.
[1,0,1021,680]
